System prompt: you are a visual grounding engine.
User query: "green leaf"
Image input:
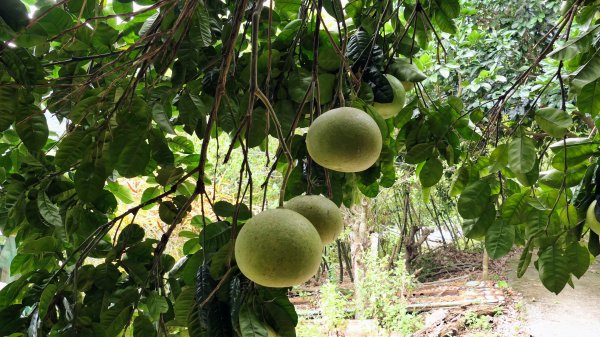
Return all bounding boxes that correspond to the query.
[418,157,443,187]
[566,243,590,279]
[0,88,17,132]
[74,162,108,203]
[0,305,28,336]
[140,291,169,321]
[191,7,212,48]
[462,203,495,240]
[0,276,30,307]
[570,49,600,93]
[501,191,531,226]
[148,129,175,167]
[549,25,599,60]
[577,80,600,117]
[548,137,594,152]
[1,48,45,85]
[20,236,58,254]
[534,108,572,138]
[485,220,515,259]
[114,140,151,177]
[257,287,298,335]
[113,0,133,14]
[177,92,208,135]
[37,7,73,36]
[287,71,336,105]
[199,221,231,254]
[38,283,57,319]
[37,192,62,227]
[208,242,229,279]
[275,0,302,19]
[323,0,344,21]
[117,223,144,247]
[55,129,92,170]
[239,303,268,337]
[0,0,29,31]
[538,245,570,294]
[588,231,600,257]
[133,315,156,337]
[431,0,460,34]
[106,181,135,204]
[14,110,48,152]
[141,186,161,210]
[539,166,587,188]
[213,201,235,217]
[170,136,195,154]
[388,58,427,82]
[405,143,434,164]
[517,243,533,278]
[174,287,195,326]
[488,144,508,172]
[457,180,491,219]
[508,136,536,174]
[152,103,176,135]
[106,306,133,337]
[551,141,598,170]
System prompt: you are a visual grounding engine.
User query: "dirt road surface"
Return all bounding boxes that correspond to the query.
[507,256,600,337]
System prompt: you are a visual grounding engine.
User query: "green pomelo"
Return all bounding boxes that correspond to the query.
[234,209,323,288]
[372,74,406,119]
[284,195,344,245]
[306,107,382,173]
[586,200,600,235]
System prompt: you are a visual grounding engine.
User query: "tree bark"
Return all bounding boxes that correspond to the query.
[482,249,489,280]
[347,198,370,284]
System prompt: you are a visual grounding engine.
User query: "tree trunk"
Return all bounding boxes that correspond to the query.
[482,249,489,280]
[347,198,370,284]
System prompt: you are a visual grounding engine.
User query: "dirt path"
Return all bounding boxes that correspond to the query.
[507,256,600,337]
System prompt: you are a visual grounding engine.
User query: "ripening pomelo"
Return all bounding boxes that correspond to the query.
[306,107,382,173]
[234,209,323,288]
[372,74,406,119]
[284,195,344,244]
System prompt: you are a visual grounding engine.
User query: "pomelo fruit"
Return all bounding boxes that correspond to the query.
[284,195,344,245]
[586,200,600,234]
[306,107,382,173]
[372,74,406,119]
[234,209,323,288]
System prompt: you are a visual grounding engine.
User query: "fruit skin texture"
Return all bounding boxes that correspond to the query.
[284,195,344,245]
[372,74,406,119]
[586,200,600,235]
[306,107,382,173]
[234,209,323,288]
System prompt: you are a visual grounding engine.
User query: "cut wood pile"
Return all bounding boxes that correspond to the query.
[407,277,506,311]
[409,305,501,337]
[407,277,512,336]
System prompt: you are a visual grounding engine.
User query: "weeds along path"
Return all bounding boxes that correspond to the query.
[507,257,600,337]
